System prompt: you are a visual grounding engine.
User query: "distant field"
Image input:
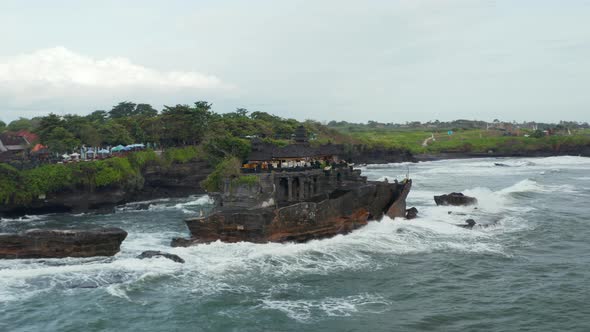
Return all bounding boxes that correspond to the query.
[331,127,590,155]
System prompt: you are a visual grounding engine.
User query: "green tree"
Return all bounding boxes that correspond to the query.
[160,101,213,146]
[0,120,6,132]
[109,101,137,119]
[86,110,108,123]
[135,104,158,117]
[100,123,133,146]
[7,117,33,132]
[45,127,81,153]
[37,114,65,143]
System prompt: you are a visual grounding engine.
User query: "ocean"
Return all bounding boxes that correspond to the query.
[1,156,589,331]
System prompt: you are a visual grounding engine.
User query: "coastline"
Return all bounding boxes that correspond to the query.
[413,149,590,162]
[2,147,589,218]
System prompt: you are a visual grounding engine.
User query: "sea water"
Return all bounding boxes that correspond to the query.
[1,156,589,331]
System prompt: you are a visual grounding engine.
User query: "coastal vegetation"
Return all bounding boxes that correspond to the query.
[2,101,590,205]
[200,157,242,193]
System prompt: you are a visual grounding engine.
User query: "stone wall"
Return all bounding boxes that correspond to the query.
[219,166,368,208]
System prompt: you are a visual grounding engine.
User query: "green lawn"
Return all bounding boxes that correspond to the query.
[340,128,590,155]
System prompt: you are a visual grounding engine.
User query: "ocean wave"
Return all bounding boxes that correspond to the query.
[116,195,214,214]
[259,293,390,322]
[0,214,48,223]
[147,195,214,213]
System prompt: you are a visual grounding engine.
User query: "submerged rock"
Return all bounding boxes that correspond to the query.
[456,219,477,229]
[405,207,418,219]
[0,228,127,259]
[170,237,199,248]
[434,192,477,206]
[137,250,185,263]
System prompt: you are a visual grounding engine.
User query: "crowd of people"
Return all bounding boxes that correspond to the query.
[242,158,351,173]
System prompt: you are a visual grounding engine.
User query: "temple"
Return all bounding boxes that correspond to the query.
[173,125,412,245]
[225,126,359,208]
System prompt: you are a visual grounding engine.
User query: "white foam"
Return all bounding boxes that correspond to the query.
[144,195,214,214]
[260,293,390,321]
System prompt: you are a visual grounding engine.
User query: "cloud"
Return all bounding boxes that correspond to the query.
[0,47,236,122]
[0,46,227,89]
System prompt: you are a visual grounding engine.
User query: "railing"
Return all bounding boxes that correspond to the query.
[240,163,352,174]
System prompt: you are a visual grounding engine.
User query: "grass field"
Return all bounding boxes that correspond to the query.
[336,127,590,155]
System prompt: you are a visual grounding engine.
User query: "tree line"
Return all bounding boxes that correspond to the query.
[0,101,348,162]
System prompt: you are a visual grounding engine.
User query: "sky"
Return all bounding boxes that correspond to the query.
[1,0,590,124]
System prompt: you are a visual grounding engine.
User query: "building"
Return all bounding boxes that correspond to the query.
[0,133,30,153]
[244,126,342,170]
[0,131,38,161]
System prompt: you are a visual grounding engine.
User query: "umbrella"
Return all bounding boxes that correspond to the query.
[111,145,125,152]
[62,154,70,159]
[70,152,81,157]
[98,149,110,154]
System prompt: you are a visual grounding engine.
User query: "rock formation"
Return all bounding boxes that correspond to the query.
[456,219,476,229]
[137,250,185,263]
[405,207,418,219]
[434,192,477,206]
[0,228,127,259]
[176,178,411,245]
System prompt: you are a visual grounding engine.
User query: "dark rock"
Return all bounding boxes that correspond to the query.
[181,180,412,244]
[137,250,185,263]
[448,211,467,216]
[0,228,127,259]
[386,180,412,219]
[0,161,213,218]
[170,237,199,248]
[456,219,477,229]
[434,192,477,206]
[405,207,418,219]
[494,162,509,167]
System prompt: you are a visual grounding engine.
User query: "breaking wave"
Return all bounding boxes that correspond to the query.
[116,195,214,214]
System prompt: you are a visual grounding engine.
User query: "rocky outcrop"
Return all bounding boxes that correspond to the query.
[175,180,411,245]
[0,161,213,218]
[434,192,477,206]
[456,219,476,229]
[405,207,418,219]
[0,228,127,259]
[137,250,185,263]
[134,161,212,201]
[386,180,412,218]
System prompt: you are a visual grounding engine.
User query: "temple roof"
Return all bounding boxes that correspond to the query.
[247,142,343,161]
[0,133,29,148]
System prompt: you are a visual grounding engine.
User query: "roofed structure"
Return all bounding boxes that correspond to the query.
[0,133,30,153]
[247,140,343,163]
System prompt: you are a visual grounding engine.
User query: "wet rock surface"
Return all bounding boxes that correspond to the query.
[137,250,185,263]
[0,228,127,259]
[180,180,412,244]
[405,207,418,219]
[456,219,477,229]
[434,192,478,206]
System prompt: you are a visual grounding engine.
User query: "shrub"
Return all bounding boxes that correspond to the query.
[163,146,204,164]
[200,157,242,192]
[232,175,259,187]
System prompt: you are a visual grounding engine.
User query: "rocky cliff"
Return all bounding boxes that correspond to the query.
[0,161,213,217]
[0,228,127,259]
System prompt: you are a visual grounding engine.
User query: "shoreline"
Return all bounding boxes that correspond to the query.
[412,150,590,162]
[2,150,589,218]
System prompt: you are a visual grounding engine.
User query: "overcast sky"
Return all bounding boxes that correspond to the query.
[1,0,590,124]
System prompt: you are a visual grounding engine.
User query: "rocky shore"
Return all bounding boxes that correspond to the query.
[2,145,589,218]
[0,228,127,259]
[0,161,212,218]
